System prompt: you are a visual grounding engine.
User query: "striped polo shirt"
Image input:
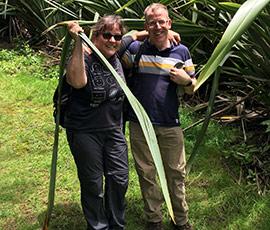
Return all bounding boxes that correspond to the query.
[122,39,195,126]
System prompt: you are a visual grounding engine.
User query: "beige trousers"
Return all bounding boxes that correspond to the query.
[129,121,189,225]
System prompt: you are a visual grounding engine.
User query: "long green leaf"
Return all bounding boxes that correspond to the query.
[115,0,137,14]
[3,0,8,19]
[78,32,175,222]
[89,12,99,39]
[187,66,221,174]
[195,0,270,91]
[42,31,71,230]
[42,20,96,36]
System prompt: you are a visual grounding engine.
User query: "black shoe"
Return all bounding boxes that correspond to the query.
[145,221,164,230]
[172,221,193,230]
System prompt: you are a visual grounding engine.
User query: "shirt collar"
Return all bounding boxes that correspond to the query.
[144,39,175,52]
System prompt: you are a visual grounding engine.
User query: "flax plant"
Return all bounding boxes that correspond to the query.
[195,0,270,91]
[187,66,221,174]
[187,0,270,170]
[43,32,71,230]
[43,28,175,228]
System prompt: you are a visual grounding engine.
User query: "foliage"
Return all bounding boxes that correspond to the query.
[195,0,270,90]
[1,0,270,194]
[0,44,58,79]
[1,49,270,229]
[188,0,270,176]
[0,0,73,44]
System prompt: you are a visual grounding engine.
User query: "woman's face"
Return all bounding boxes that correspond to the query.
[94,24,122,59]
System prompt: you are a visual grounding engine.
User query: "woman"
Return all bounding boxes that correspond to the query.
[65,16,128,230]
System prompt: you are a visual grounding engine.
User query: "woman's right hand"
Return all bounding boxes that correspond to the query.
[67,21,84,40]
[67,22,91,55]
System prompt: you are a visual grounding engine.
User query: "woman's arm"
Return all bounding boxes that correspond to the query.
[130,30,181,44]
[66,22,88,89]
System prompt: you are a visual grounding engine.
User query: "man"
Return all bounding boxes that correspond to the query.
[121,3,196,230]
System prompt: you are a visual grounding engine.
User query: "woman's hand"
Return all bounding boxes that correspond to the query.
[130,30,149,41]
[67,21,84,41]
[67,21,91,55]
[168,30,181,44]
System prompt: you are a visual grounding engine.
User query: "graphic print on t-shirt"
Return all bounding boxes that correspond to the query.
[89,60,123,107]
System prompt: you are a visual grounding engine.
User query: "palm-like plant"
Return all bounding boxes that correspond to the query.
[187,0,270,178]
[2,0,270,227]
[1,0,79,43]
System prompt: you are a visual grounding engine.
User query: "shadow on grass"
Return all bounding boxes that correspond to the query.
[125,197,145,230]
[38,202,86,230]
[37,198,146,230]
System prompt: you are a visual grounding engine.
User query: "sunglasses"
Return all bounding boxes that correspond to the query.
[102,32,123,41]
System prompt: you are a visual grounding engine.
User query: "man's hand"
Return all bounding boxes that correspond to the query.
[170,67,196,95]
[169,67,191,85]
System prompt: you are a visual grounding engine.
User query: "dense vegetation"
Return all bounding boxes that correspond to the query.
[4,0,269,191]
[0,48,269,230]
[0,0,269,228]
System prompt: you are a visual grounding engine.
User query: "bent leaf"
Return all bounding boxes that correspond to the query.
[43,31,72,230]
[195,0,270,91]
[78,32,175,222]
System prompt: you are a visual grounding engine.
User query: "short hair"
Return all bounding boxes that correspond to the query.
[91,15,126,38]
[144,3,169,21]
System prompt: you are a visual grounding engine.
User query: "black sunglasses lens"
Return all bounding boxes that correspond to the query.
[114,35,122,41]
[102,33,122,41]
[103,33,111,39]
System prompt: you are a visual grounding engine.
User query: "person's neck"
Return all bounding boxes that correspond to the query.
[149,38,170,51]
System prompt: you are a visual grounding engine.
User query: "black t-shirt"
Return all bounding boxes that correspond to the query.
[64,54,125,131]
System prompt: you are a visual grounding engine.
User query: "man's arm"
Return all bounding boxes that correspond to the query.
[184,77,197,95]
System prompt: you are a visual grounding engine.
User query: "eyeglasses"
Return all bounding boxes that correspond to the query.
[102,32,123,41]
[147,19,168,28]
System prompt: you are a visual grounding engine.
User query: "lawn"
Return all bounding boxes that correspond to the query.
[0,48,269,230]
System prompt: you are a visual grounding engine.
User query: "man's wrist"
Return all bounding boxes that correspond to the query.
[184,78,192,87]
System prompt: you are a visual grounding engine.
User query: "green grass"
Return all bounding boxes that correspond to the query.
[0,49,269,230]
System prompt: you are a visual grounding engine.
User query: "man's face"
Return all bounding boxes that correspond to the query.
[94,24,122,59]
[145,8,171,46]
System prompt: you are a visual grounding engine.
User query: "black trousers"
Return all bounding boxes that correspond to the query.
[66,128,128,230]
